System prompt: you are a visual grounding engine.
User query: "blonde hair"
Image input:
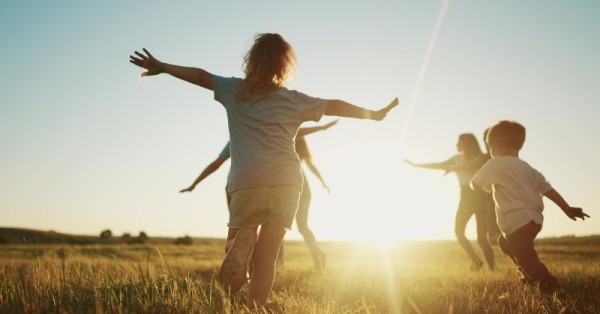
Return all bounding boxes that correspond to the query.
[236,33,297,101]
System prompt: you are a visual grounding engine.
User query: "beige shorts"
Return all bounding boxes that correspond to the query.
[228,185,301,230]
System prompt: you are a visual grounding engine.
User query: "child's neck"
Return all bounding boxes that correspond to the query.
[497,151,519,158]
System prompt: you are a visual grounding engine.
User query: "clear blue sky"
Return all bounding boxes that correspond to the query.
[1,1,598,241]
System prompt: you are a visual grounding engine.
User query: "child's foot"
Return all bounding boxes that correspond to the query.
[220,227,257,293]
[470,256,484,272]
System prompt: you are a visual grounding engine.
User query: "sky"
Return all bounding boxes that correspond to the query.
[1,1,598,242]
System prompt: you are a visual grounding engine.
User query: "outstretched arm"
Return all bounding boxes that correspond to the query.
[297,119,339,138]
[130,48,214,90]
[324,98,399,121]
[304,159,330,193]
[180,157,227,193]
[403,158,454,172]
[544,189,589,221]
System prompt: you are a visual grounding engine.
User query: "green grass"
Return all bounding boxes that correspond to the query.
[1,239,599,313]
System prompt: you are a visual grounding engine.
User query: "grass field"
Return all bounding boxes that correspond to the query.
[1,237,599,313]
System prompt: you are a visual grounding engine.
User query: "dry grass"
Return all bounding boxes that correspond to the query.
[1,238,599,313]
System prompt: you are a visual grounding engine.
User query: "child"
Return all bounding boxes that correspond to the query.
[404,133,495,271]
[471,120,589,294]
[130,33,399,308]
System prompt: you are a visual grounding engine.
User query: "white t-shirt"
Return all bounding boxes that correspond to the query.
[450,154,474,187]
[471,156,553,235]
[213,75,327,192]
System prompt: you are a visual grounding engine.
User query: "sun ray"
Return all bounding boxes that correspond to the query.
[400,0,451,144]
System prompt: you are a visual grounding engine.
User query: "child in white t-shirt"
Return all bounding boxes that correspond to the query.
[471,120,589,294]
[130,33,399,308]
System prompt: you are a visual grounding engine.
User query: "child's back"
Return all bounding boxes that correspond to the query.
[472,155,552,235]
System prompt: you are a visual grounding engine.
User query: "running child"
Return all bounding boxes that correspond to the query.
[130,33,399,308]
[471,120,589,294]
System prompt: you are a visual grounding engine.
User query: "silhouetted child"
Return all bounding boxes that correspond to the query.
[130,33,399,308]
[471,120,589,294]
[404,133,495,271]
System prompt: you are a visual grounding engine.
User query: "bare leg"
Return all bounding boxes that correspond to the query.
[474,197,495,269]
[246,221,286,308]
[455,204,477,259]
[455,188,483,270]
[297,181,323,253]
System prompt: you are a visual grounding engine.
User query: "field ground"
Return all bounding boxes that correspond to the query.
[1,237,599,313]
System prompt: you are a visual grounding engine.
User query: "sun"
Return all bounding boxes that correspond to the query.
[288,139,457,244]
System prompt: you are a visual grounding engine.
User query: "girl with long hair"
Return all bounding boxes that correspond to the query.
[404,133,495,271]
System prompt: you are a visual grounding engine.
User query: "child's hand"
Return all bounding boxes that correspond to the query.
[180,186,195,193]
[130,48,165,77]
[371,97,399,121]
[563,207,590,221]
[324,119,340,129]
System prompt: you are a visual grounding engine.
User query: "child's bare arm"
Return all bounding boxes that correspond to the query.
[130,48,213,90]
[180,157,227,193]
[304,159,330,193]
[403,158,453,172]
[544,189,590,221]
[324,98,398,121]
[296,119,339,138]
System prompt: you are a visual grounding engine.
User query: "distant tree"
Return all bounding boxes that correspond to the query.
[129,231,149,244]
[174,235,193,245]
[122,232,131,239]
[100,229,112,239]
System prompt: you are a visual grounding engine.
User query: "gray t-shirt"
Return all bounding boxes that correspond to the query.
[213,75,327,192]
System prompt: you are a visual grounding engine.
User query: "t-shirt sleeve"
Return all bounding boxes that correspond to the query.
[531,167,553,195]
[218,142,231,160]
[212,75,241,107]
[471,160,495,193]
[292,90,328,122]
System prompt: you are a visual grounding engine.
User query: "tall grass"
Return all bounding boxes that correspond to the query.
[1,239,598,313]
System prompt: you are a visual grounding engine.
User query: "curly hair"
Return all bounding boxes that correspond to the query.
[235,33,297,101]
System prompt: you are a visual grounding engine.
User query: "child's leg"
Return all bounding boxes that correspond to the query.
[220,227,257,293]
[505,222,560,291]
[474,200,495,269]
[296,181,325,269]
[497,233,531,283]
[455,190,478,260]
[277,241,284,266]
[296,181,321,256]
[247,221,286,308]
